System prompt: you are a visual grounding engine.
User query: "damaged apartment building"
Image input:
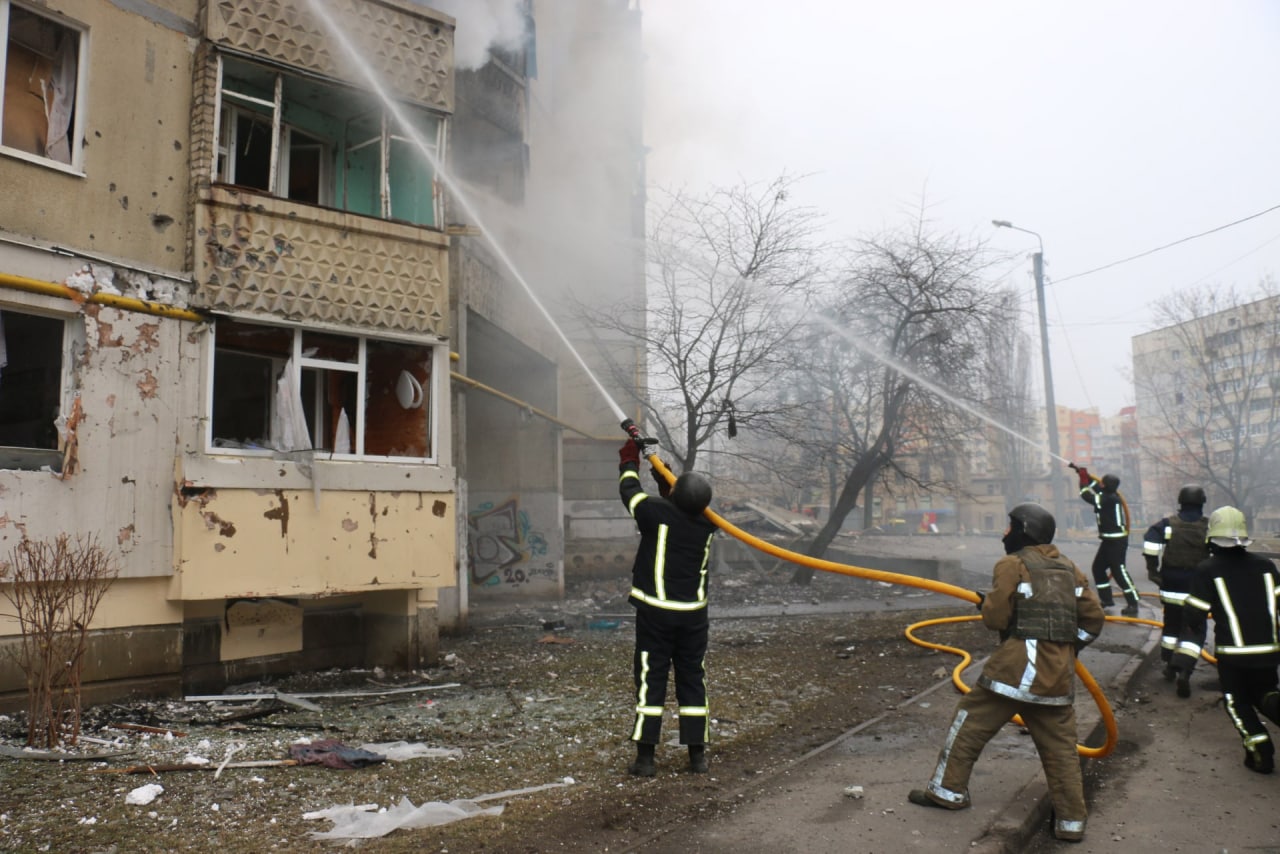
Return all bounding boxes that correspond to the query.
[0,0,645,707]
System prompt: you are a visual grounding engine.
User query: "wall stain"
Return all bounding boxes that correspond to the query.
[341,518,358,532]
[136,369,159,399]
[263,490,290,538]
[200,511,236,537]
[117,524,135,545]
[432,500,446,518]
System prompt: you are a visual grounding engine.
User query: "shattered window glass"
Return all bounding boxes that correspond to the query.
[1,3,83,167]
[0,307,64,466]
[211,317,435,461]
[215,56,442,227]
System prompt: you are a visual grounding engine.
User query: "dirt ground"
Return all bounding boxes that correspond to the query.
[0,535,1002,853]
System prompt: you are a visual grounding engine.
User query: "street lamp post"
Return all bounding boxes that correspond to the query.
[992,219,1066,527]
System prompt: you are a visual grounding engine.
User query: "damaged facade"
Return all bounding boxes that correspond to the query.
[0,0,645,707]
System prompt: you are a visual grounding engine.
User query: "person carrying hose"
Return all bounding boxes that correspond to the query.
[617,437,718,776]
[1074,465,1139,616]
[1141,484,1210,698]
[908,503,1105,842]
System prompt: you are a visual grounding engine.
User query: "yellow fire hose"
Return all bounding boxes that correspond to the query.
[646,454,1139,759]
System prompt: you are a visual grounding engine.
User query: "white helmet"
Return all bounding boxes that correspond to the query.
[1206,506,1252,548]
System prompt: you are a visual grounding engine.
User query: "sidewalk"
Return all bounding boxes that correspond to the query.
[620,601,1163,853]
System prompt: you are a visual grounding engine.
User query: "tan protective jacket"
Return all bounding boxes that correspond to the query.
[977,545,1107,705]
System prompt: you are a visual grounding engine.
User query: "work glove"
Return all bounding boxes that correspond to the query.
[651,462,672,498]
[973,590,986,611]
[619,440,640,469]
[1073,464,1091,487]
[1145,557,1163,586]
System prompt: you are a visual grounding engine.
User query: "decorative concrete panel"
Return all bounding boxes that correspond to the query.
[194,188,449,335]
[205,0,453,112]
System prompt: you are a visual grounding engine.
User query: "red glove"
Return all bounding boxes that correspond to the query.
[1075,466,1091,487]
[619,440,640,468]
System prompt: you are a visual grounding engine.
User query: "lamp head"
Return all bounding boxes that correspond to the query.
[992,219,1012,228]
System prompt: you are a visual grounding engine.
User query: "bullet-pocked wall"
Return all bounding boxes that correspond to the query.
[0,0,461,708]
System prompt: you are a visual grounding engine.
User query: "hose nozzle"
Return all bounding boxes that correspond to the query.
[620,418,658,450]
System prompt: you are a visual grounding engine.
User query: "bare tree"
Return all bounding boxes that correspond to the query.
[784,219,1010,583]
[580,175,823,471]
[1134,280,1280,525]
[1,535,118,747]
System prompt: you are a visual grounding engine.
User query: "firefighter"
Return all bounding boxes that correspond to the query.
[618,440,718,776]
[908,503,1106,843]
[1179,506,1280,774]
[1141,484,1210,698]
[1074,465,1139,616]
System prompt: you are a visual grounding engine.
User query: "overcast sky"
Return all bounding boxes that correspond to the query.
[640,0,1280,416]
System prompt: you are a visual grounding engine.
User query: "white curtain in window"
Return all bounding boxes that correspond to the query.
[42,34,77,164]
[270,358,312,452]
[334,408,352,453]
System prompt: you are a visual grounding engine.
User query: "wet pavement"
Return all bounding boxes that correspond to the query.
[614,587,1280,853]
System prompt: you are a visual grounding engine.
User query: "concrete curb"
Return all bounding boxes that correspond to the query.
[971,616,1163,851]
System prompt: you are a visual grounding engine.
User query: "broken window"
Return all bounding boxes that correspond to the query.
[1,2,84,167]
[210,317,437,461]
[0,307,64,467]
[213,55,443,227]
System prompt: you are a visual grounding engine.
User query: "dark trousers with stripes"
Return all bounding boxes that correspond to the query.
[631,605,709,746]
[1219,661,1280,766]
[1091,538,1135,606]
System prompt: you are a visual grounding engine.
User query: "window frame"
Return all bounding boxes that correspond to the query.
[205,315,443,465]
[0,0,88,173]
[211,53,444,226]
[0,298,73,469]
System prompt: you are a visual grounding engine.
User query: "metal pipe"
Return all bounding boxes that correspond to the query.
[0,272,205,322]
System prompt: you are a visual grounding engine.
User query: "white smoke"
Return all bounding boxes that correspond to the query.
[424,0,529,70]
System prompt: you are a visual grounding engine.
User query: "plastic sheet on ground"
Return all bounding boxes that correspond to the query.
[305,779,573,839]
[357,741,462,762]
[306,796,504,838]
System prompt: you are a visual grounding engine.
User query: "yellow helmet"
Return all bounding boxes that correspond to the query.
[1206,506,1252,547]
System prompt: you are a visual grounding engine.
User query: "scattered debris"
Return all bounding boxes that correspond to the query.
[125,783,164,805]
[113,722,188,737]
[0,744,133,761]
[304,780,574,840]
[843,785,864,799]
[289,739,385,770]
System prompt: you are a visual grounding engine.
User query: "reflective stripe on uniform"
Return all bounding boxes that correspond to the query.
[629,588,708,611]
[678,705,708,716]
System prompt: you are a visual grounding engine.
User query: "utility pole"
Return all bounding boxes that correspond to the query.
[994,220,1065,527]
[1032,250,1066,526]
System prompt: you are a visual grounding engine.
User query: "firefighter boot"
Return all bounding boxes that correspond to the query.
[1244,741,1274,775]
[1161,659,1177,682]
[1175,668,1191,698]
[1121,595,1139,618]
[628,743,656,777]
[688,744,709,773]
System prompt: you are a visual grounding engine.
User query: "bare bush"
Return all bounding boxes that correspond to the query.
[0,535,118,747]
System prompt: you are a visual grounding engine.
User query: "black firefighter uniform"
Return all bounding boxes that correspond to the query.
[619,459,718,746]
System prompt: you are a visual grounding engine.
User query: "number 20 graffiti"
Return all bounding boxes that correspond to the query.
[467,497,549,588]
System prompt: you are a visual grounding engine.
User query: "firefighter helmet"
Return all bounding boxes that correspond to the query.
[1177,484,1207,507]
[1101,474,1121,491]
[1009,503,1056,545]
[671,472,712,516]
[1206,506,1252,547]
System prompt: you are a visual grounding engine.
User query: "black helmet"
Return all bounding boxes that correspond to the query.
[1101,474,1120,492]
[671,472,712,516]
[1009,503,1056,545]
[1177,484,1206,507]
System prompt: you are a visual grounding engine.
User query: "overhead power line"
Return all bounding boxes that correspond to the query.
[1054,203,1280,284]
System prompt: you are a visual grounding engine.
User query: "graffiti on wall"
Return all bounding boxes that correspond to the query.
[467,496,554,590]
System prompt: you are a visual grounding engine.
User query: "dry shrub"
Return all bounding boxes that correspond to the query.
[0,535,118,748]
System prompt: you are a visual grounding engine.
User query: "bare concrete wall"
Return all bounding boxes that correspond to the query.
[466,488,562,602]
